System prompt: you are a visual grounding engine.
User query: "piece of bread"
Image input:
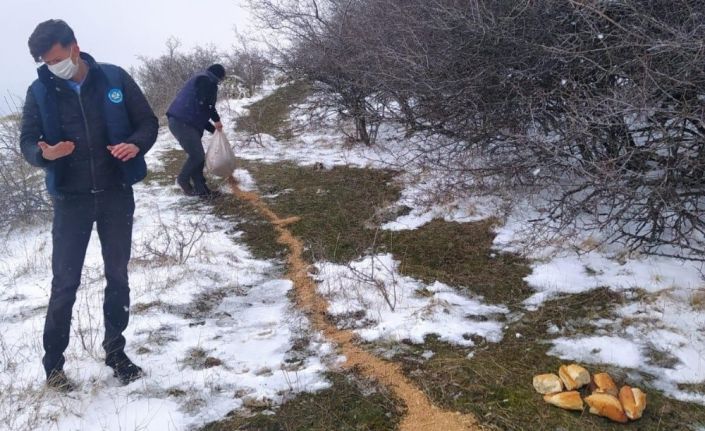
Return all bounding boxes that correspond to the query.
[543,391,584,411]
[592,372,618,397]
[559,364,591,390]
[533,373,564,394]
[585,393,628,423]
[619,385,647,420]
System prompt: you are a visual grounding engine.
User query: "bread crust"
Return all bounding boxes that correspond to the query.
[592,372,618,397]
[619,385,647,420]
[585,393,628,423]
[533,373,564,394]
[543,391,584,411]
[559,364,590,390]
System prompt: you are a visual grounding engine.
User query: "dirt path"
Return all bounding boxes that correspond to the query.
[228,178,481,431]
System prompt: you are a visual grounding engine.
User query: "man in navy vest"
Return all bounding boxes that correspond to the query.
[19,19,158,391]
[167,64,226,197]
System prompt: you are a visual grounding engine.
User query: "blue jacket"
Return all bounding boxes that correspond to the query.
[20,53,158,196]
[166,70,221,134]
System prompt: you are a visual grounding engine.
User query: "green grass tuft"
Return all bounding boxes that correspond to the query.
[200,372,403,431]
[236,159,401,264]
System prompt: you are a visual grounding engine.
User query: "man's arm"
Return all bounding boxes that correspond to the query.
[120,68,158,155]
[19,88,52,168]
[196,76,221,132]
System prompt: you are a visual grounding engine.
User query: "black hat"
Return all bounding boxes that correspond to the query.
[207,64,226,80]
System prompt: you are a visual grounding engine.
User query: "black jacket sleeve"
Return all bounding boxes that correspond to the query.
[19,87,52,168]
[120,68,158,155]
[195,76,220,123]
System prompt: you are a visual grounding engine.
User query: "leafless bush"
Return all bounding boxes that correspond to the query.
[249,0,381,144]
[222,32,270,98]
[135,36,272,118]
[339,229,399,312]
[0,97,51,230]
[250,0,705,259]
[133,38,224,118]
[139,209,213,265]
[456,0,705,259]
[72,282,103,360]
[345,256,398,312]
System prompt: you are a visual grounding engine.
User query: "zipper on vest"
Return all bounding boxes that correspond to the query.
[77,91,100,193]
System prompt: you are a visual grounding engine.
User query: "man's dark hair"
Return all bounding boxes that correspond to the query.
[28,19,77,62]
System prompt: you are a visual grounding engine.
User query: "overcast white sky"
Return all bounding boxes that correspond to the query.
[1,0,253,114]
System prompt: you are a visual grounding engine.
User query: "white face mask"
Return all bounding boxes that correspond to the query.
[47,48,79,80]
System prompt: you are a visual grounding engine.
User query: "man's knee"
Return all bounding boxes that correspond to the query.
[47,282,78,308]
[190,152,205,165]
[51,270,82,295]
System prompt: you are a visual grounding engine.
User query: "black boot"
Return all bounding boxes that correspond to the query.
[176,177,196,196]
[46,369,76,392]
[106,352,144,385]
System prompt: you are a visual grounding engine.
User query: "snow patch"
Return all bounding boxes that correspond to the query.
[315,254,508,347]
[0,122,332,430]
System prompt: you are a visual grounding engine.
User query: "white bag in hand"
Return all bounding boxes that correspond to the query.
[206,130,237,178]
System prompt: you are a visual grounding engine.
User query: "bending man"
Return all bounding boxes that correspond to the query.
[167,64,226,197]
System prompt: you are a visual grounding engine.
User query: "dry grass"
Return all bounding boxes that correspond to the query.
[235,81,311,140]
[235,157,705,430]
[387,289,705,430]
[234,159,401,264]
[387,218,532,306]
[203,81,705,430]
[201,371,403,431]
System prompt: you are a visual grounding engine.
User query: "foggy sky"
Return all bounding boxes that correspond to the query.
[1,0,252,114]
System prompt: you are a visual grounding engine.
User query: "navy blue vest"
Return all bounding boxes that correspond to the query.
[166,71,218,131]
[30,63,147,195]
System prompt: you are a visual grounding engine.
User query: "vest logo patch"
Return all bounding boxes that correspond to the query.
[107,88,123,104]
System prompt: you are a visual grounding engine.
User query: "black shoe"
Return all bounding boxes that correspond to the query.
[177,177,196,196]
[106,352,144,385]
[46,369,76,392]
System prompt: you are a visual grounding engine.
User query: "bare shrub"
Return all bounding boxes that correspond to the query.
[345,256,398,312]
[138,208,213,265]
[132,38,223,118]
[135,35,273,119]
[72,285,103,360]
[0,98,51,230]
[222,32,270,99]
[248,0,381,144]
[249,0,705,259]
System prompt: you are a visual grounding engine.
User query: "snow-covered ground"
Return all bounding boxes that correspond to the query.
[0,94,334,431]
[491,202,705,403]
[3,80,705,430]
[228,86,705,406]
[314,254,508,347]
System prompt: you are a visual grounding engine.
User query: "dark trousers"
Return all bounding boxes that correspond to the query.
[43,188,135,376]
[168,117,209,194]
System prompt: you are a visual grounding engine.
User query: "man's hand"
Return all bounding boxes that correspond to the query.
[214,121,223,131]
[107,143,140,161]
[38,141,75,161]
